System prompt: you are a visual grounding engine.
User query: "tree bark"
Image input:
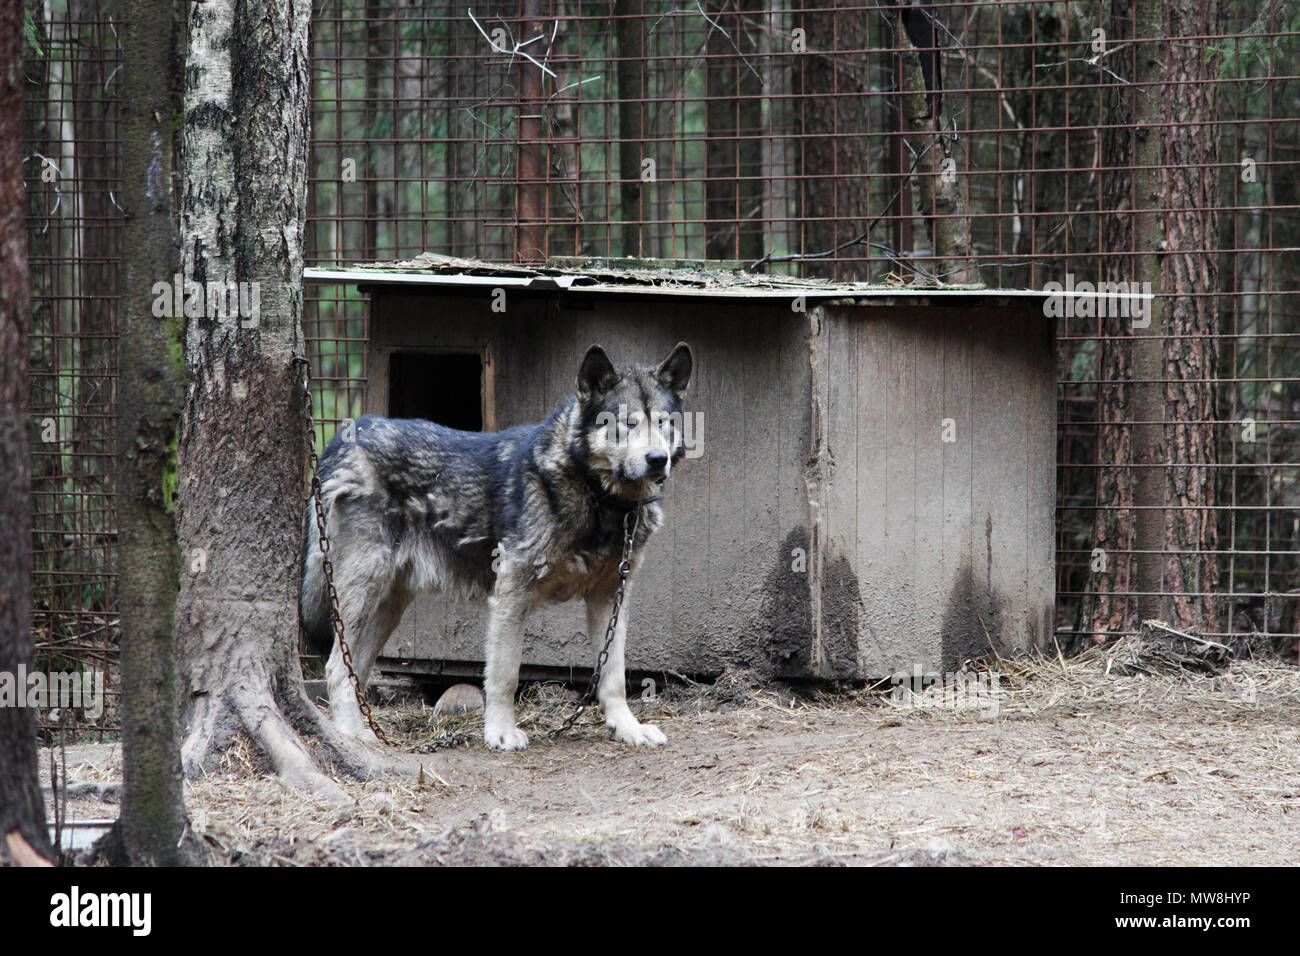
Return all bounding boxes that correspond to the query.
[897,5,974,284]
[514,0,547,262]
[615,0,645,257]
[793,1,870,280]
[1086,0,1144,637]
[1086,0,1221,638]
[549,0,582,255]
[362,0,382,261]
[0,0,54,865]
[705,0,763,263]
[104,0,203,866]
[175,0,403,799]
[448,13,480,257]
[1156,0,1220,633]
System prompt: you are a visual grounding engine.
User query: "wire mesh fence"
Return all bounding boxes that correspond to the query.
[24,5,121,738]
[20,0,1300,733]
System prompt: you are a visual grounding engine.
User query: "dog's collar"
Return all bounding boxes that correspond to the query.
[580,468,662,514]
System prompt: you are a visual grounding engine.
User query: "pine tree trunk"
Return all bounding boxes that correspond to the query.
[175,0,402,798]
[1156,0,1221,632]
[794,1,870,280]
[1087,0,1221,638]
[705,0,763,263]
[550,0,582,255]
[1129,0,1166,630]
[514,0,547,261]
[449,14,479,257]
[615,0,646,257]
[0,0,53,866]
[1086,0,1144,637]
[363,0,383,260]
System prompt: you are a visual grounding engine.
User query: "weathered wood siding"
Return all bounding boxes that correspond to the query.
[815,303,1056,677]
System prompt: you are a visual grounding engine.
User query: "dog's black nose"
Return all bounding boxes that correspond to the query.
[645,450,668,474]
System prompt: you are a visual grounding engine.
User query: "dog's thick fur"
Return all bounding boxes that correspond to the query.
[301,343,693,750]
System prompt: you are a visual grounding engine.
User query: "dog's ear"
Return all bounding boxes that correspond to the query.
[577,345,620,401]
[655,342,693,399]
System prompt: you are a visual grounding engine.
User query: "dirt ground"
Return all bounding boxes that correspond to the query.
[39,650,1300,866]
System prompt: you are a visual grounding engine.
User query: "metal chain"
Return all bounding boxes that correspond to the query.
[296,356,394,747]
[543,506,641,740]
[412,729,478,754]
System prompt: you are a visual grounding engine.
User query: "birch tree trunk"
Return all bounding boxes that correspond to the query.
[0,0,53,866]
[175,0,402,798]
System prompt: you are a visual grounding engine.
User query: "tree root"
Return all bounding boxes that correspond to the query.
[235,693,349,803]
[182,681,417,805]
[279,683,418,781]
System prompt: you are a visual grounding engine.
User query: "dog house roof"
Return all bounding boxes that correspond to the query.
[305,253,1051,306]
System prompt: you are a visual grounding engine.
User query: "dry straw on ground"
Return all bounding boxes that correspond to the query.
[27,634,1300,866]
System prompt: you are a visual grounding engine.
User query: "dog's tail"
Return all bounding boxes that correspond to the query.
[299,496,336,658]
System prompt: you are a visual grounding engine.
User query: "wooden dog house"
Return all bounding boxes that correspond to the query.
[305,258,1056,682]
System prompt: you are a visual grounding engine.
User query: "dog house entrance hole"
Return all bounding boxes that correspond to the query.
[388,351,483,431]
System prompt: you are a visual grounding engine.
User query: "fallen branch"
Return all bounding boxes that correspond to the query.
[1103,620,1233,677]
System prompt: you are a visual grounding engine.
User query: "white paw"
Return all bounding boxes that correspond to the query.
[610,720,668,748]
[485,723,529,751]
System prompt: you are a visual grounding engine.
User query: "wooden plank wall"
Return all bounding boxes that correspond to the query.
[819,303,1056,676]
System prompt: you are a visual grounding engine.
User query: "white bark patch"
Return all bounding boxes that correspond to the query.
[181,0,239,360]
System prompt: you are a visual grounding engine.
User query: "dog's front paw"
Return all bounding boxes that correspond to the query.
[611,720,667,748]
[333,711,383,747]
[485,723,529,751]
[349,726,383,747]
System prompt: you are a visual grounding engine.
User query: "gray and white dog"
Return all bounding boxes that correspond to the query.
[300,342,694,750]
